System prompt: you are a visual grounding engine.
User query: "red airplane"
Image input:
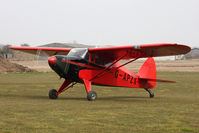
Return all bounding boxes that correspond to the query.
[10,43,190,101]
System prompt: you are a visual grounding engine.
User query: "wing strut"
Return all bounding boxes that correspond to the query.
[115,58,139,70]
[90,53,128,81]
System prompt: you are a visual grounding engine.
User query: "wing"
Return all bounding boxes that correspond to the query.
[88,43,191,60]
[9,46,71,56]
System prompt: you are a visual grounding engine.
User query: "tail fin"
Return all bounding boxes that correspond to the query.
[137,58,176,89]
[137,58,157,88]
[138,57,156,80]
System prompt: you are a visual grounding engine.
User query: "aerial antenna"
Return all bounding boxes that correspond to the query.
[95,41,99,48]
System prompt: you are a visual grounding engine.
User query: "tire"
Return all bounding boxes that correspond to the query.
[150,93,154,98]
[49,89,58,99]
[87,91,97,101]
[145,88,154,98]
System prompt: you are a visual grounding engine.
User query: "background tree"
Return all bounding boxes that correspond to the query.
[20,44,30,47]
[1,45,13,59]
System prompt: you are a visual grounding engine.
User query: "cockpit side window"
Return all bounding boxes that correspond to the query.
[95,55,104,66]
[105,58,111,65]
[89,54,104,66]
[84,52,90,61]
[91,54,95,63]
[67,48,88,59]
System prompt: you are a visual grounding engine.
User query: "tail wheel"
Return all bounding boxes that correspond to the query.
[149,92,154,98]
[87,91,97,101]
[49,89,58,99]
[145,88,154,98]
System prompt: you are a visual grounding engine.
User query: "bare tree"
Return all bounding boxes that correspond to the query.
[2,45,13,59]
[0,48,3,58]
[20,43,30,47]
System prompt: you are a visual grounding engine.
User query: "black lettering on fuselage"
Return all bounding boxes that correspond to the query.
[127,74,130,81]
[130,76,137,84]
[115,70,119,78]
[130,76,133,83]
[123,73,126,80]
[115,71,137,84]
[134,78,137,84]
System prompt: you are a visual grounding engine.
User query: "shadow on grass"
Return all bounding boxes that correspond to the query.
[59,96,149,102]
[0,94,151,102]
[98,96,150,102]
[0,94,48,100]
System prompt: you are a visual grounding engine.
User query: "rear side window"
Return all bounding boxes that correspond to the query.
[90,54,105,66]
[91,54,95,62]
[95,55,104,65]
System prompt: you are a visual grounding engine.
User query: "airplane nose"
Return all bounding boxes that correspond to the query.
[48,56,57,65]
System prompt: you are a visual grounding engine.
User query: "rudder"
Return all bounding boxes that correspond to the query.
[137,58,157,88]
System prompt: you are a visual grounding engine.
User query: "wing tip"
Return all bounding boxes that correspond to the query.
[174,43,191,54]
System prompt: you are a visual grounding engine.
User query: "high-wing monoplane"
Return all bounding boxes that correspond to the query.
[10,43,190,101]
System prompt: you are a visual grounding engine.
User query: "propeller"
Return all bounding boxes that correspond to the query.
[34,50,52,71]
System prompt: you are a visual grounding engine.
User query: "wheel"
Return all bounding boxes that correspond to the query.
[49,89,58,99]
[149,92,154,98]
[87,91,97,101]
[145,88,154,98]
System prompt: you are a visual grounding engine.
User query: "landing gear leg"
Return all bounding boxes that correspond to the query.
[145,88,154,98]
[49,79,72,99]
[83,79,97,101]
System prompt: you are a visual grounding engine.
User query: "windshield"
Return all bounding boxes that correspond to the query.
[67,48,88,59]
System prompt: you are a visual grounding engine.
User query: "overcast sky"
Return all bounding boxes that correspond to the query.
[0,0,198,47]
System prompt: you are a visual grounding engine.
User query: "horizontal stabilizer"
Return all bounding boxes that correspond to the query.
[140,78,176,83]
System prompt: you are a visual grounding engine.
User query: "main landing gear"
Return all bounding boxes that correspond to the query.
[48,79,97,101]
[87,91,97,101]
[49,80,72,99]
[145,88,154,98]
[49,89,58,99]
[83,79,97,101]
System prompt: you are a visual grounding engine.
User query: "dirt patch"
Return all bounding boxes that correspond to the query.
[11,59,199,72]
[10,60,52,72]
[0,57,35,73]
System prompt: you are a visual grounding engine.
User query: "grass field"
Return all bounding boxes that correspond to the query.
[0,72,199,133]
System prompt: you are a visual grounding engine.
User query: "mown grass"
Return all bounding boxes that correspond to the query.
[0,72,199,133]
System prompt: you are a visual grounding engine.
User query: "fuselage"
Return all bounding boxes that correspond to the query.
[48,48,154,89]
[48,55,104,83]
